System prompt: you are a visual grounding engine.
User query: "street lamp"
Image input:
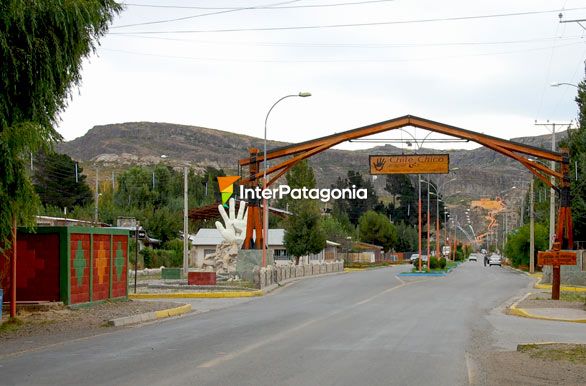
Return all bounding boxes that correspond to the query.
[263,92,311,266]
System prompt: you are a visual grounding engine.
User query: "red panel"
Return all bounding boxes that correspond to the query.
[92,234,111,301]
[0,233,60,302]
[70,234,90,304]
[111,235,128,298]
[188,272,216,285]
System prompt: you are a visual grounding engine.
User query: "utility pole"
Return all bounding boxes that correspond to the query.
[94,167,99,225]
[530,179,535,273]
[535,121,572,249]
[183,166,189,276]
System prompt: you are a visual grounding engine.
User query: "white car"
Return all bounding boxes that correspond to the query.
[409,254,428,263]
[468,253,478,262]
[489,255,501,266]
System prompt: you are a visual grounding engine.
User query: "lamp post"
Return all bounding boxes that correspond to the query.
[396,129,434,271]
[421,177,457,265]
[263,92,311,267]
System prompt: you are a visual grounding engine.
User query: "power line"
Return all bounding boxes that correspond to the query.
[100,40,584,63]
[111,33,584,49]
[123,0,395,10]
[112,0,301,29]
[109,6,586,33]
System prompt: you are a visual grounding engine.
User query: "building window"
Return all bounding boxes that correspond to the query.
[273,249,289,259]
[204,249,215,257]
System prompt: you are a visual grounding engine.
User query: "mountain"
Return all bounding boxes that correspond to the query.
[56,121,566,201]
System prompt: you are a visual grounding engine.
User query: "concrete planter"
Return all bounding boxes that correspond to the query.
[162,267,182,280]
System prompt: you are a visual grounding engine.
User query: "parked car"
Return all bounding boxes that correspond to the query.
[409,254,428,263]
[489,255,501,266]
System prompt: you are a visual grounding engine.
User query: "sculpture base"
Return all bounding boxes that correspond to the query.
[188,271,216,286]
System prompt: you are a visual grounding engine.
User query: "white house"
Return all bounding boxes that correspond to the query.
[190,228,340,266]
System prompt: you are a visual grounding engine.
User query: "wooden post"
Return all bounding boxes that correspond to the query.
[552,266,561,300]
[10,215,16,319]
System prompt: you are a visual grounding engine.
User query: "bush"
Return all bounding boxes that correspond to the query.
[429,257,438,269]
[140,247,183,268]
[439,257,447,269]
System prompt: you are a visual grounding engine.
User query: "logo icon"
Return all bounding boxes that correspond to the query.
[217,176,241,207]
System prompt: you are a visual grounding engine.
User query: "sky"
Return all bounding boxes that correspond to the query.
[56,0,586,151]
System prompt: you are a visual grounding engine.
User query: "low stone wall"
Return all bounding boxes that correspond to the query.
[243,261,344,289]
[542,250,586,285]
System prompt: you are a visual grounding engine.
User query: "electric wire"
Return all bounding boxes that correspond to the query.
[99,40,584,63]
[108,6,586,33]
[109,33,584,49]
[112,0,301,29]
[123,0,396,10]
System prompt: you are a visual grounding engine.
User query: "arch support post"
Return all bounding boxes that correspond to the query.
[243,148,264,250]
[555,150,573,250]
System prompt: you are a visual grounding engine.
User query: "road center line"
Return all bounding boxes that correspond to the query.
[198,276,417,369]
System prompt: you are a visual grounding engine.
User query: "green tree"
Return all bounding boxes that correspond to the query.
[559,77,586,242]
[320,215,353,244]
[358,210,397,252]
[283,161,325,264]
[394,221,418,252]
[332,170,378,225]
[504,223,548,268]
[0,1,122,246]
[33,151,93,210]
[284,201,326,265]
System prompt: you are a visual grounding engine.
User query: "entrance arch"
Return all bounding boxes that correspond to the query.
[239,115,572,251]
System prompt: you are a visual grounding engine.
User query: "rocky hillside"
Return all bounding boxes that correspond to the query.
[57,121,566,200]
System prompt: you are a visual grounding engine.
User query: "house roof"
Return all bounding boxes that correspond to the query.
[352,241,384,251]
[192,228,285,246]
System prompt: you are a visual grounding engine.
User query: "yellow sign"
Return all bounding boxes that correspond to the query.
[369,154,449,174]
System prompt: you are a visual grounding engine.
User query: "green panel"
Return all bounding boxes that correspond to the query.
[162,267,182,280]
[115,241,125,281]
[73,240,86,286]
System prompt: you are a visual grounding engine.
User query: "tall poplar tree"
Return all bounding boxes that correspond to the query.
[0,1,122,247]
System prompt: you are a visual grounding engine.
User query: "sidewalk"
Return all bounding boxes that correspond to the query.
[507,271,586,323]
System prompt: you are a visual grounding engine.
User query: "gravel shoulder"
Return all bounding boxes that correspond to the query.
[518,292,586,310]
[0,300,182,356]
[483,344,586,385]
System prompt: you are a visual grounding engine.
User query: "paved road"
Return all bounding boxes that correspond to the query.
[1,262,581,386]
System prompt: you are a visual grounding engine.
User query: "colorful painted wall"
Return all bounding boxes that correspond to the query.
[1,227,129,305]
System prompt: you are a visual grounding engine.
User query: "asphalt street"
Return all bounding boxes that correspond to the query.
[1,262,583,386]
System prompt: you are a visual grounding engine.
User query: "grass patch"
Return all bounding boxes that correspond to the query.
[534,292,586,303]
[519,344,586,364]
[0,317,24,333]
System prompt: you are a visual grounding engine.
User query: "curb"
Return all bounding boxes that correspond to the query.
[108,304,192,327]
[534,283,586,293]
[508,293,586,324]
[129,291,263,299]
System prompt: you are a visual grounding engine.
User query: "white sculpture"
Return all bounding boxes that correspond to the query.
[200,198,248,274]
[215,198,248,247]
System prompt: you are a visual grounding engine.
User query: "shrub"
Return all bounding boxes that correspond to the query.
[439,257,447,269]
[429,257,439,269]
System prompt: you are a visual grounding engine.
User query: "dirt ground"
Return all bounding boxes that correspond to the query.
[0,300,182,356]
[516,291,586,309]
[481,344,586,386]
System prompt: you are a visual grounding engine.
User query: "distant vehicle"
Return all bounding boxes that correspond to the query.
[468,253,479,262]
[442,245,451,257]
[410,254,428,263]
[489,255,501,267]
